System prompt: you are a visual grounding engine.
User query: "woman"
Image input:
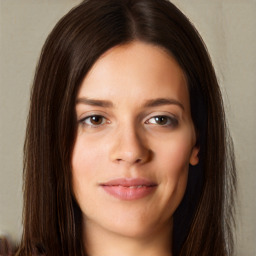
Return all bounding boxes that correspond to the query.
[16,0,236,255]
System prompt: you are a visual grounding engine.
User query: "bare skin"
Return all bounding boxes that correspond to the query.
[72,41,199,256]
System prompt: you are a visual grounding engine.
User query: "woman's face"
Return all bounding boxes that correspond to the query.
[72,41,199,239]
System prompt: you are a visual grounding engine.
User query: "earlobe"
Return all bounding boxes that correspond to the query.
[189,146,200,166]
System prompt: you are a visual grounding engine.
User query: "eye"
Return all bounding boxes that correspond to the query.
[79,115,107,127]
[146,115,178,127]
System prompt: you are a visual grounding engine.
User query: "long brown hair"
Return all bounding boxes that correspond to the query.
[17,0,236,255]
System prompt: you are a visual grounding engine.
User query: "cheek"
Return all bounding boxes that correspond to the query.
[154,135,192,204]
[72,134,107,173]
[71,136,105,202]
[157,135,192,175]
[160,142,189,193]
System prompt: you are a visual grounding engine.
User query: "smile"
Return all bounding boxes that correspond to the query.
[100,178,157,200]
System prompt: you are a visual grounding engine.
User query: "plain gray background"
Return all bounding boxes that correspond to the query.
[0,0,255,255]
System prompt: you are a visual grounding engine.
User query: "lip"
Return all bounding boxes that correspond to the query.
[99,178,157,200]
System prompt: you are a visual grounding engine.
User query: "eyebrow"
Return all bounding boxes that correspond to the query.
[76,97,184,110]
[76,98,114,108]
[143,98,184,110]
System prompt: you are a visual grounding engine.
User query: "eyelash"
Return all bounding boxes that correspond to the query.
[146,115,178,127]
[79,114,178,129]
[79,115,108,128]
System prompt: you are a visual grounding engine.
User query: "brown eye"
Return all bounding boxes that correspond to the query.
[146,115,178,127]
[90,116,104,125]
[80,115,107,127]
[154,116,168,125]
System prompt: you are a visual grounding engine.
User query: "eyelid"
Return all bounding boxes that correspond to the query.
[78,114,110,128]
[76,109,110,120]
[144,111,178,120]
[77,111,179,128]
[144,113,179,127]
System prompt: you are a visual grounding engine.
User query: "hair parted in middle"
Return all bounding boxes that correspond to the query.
[19,0,236,256]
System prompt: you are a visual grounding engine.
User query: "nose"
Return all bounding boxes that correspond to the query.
[109,125,151,165]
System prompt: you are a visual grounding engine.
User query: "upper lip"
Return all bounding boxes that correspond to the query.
[100,178,157,187]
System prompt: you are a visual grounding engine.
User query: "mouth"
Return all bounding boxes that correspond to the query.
[99,178,157,200]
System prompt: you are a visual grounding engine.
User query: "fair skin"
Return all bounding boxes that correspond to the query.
[72,41,199,256]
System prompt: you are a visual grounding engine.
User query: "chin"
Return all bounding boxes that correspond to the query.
[100,214,171,240]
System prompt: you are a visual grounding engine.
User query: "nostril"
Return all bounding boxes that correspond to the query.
[115,157,142,164]
[135,158,142,164]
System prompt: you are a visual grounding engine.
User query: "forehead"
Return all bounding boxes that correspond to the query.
[78,41,189,111]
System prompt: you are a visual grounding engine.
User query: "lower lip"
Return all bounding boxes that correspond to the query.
[101,185,157,200]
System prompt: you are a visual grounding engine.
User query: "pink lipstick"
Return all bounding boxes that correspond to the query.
[100,178,157,200]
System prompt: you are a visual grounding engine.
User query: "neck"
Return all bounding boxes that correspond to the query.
[83,219,173,256]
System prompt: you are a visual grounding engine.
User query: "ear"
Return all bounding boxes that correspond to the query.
[189,146,200,166]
